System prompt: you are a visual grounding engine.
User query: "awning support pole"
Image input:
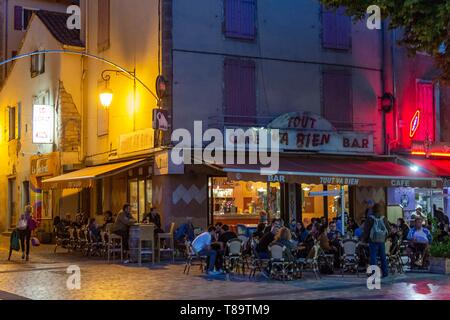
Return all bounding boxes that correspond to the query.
[341,186,346,236]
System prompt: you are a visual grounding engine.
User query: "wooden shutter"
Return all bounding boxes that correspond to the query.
[224,0,256,40]
[224,58,256,125]
[322,7,351,50]
[415,82,435,142]
[323,70,352,130]
[98,0,110,51]
[14,6,23,31]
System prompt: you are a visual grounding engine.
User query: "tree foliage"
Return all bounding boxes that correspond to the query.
[319,0,450,81]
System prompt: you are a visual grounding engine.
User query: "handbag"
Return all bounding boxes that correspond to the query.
[10,230,20,251]
[31,237,41,247]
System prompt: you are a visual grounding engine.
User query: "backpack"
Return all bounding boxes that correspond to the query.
[10,230,20,251]
[370,216,388,243]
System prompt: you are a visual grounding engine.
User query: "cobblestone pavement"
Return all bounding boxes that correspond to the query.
[1,237,449,300]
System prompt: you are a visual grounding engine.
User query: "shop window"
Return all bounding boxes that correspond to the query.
[128,178,152,222]
[98,0,111,52]
[322,6,351,50]
[224,58,256,125]
[210,178,281,226]
[224,0,256,40]
[413,81,435,142]
[323,70,352,130]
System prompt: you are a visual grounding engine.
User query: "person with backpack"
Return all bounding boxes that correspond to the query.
[362,203,389,278]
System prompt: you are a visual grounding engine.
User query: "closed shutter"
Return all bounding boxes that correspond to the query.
[224,58,256,125]
[224,0,256,40]
[322,7,351,50]
[14,6,23,31]
[98,0,110,51]
[323,70,352,130]
[415,82,435,142]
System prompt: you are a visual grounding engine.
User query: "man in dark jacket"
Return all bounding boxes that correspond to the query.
[363,203,389,278]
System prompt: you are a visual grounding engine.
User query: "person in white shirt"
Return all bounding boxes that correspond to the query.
[192,226,221,275]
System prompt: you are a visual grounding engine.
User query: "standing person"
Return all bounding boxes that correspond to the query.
[14,206,36,262]
[112,204,136,263]
[365,200,375,218]
[363,203,389,278]
[191,226,222,276]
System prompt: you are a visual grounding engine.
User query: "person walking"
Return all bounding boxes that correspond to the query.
[363,203,389,278]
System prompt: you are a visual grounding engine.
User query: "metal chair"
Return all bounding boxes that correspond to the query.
[157,222,176,262]
[105,224,123,263]
[269,243,294,281]
[341,239,359,276]
[183,241,207,275]
[248,238,270,279]
[136,224,156,266]
[297,242,321,279]
[224,238,244,275]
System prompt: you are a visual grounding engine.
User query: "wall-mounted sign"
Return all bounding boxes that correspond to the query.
[118,128,154,156]
[410,110,421,138]
[33,105,54,144]
[152,108,169,131]
[268,112,374,154]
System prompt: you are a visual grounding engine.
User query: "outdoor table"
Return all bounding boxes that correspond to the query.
[129,223,156,263]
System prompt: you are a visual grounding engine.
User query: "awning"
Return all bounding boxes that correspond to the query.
[408,158,450,187]
[220,157,442,188]
[42,159,148,190]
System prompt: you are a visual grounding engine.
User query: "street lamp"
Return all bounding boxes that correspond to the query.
[100,87,113,109]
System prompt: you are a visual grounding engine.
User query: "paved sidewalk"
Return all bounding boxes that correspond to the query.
[1,236,449,300]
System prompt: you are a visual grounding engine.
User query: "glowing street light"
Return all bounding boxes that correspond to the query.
[99,87,113,109]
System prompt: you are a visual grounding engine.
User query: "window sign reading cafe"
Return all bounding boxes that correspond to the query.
[267,112,374,153]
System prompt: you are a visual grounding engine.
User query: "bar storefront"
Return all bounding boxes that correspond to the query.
[209,156,441,229]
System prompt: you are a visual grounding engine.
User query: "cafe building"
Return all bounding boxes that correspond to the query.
[207,112,442,228]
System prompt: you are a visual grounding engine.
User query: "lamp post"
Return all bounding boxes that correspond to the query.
[100,69,139,131]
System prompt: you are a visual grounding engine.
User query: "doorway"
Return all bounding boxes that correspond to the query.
[8,178,17,228]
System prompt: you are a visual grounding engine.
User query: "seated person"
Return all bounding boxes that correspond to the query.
[314,224,340,268]
[347,218,359,234]
[327,222,339,241]
[387,224,401,255]
[252,223,266,240]
[217,225,238,252]
[397,218,410,241]
[192,226,222,275]
[142,207,164,234]
[407,217,432,268]
[354,220,365,240]
[102,211,114,229]
[88,218,101,243]
[256,223,281,259]
[436,223,450,243]
[174,217,195,243]
[270,227,295,262]
[294,222,309,243]
[112,204,136,261]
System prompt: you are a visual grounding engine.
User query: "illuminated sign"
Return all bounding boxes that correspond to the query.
[409,110,421,138]
[33,105,54,144]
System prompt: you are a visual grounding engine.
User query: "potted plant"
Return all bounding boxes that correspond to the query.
[429,218,450,274]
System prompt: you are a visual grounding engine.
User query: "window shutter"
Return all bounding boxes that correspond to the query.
[14,6,23,31]
[224,0,256,40]
[98,0,110,51]
[224,58,256,125]
[323,70,352,130]
[322,7,351,50]
[322,9,337,48]
[415,82,435,142]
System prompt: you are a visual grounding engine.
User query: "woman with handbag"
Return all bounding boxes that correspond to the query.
[22,205,38,261]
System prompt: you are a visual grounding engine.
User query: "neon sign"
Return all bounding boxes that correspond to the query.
[409,110,421,138]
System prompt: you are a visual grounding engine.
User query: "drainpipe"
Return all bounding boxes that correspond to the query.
[381,20,387,155]
[4,0,9,80]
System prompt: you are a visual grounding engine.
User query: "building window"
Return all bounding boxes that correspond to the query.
[22,181,30,207]
[224,58,256,125]
[224,0,256,40]
[98,0,111,52]
[8,107,16,141]
[413,81,436,142]
[322,6,351,50]
[14,6,37,31]
[323,70,353,130]
[31,53,45,77]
